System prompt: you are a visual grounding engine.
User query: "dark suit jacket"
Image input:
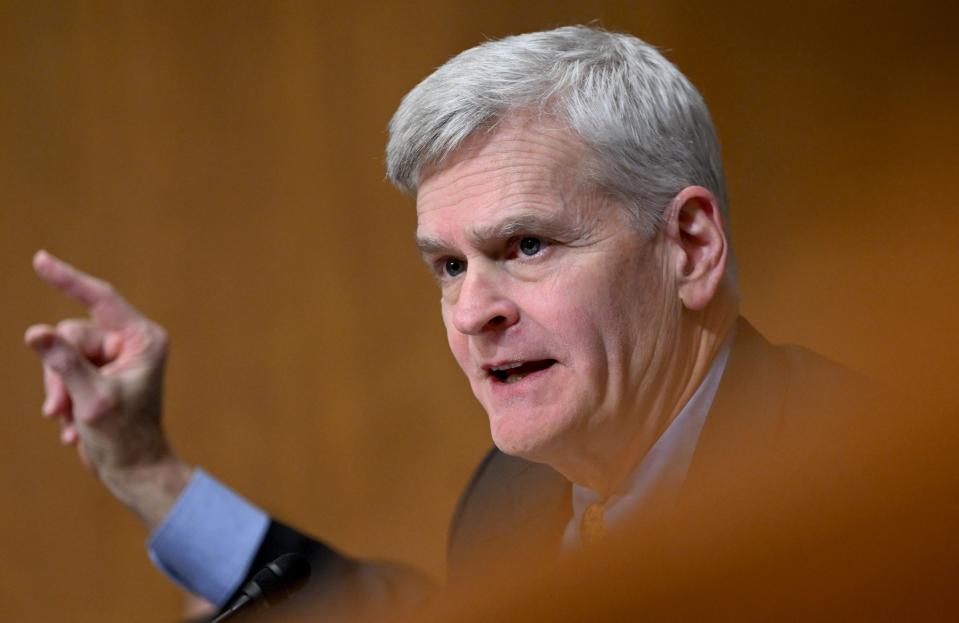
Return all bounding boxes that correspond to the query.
[225,318,877,618]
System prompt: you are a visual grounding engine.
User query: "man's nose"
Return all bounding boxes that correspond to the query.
[449,266,519,336]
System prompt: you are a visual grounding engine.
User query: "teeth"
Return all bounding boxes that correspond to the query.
[492,362,524,372]
[505,373,526,384]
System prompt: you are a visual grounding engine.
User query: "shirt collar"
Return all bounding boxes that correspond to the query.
[563,328,735,549]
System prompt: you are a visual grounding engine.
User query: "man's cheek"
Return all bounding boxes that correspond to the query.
[549,301,598,341]
[444,328,472,373]
[441,304,460,351]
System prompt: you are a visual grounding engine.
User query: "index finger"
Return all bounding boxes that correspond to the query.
[33,250,139,326]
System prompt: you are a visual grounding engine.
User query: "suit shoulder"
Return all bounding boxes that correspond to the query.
[446,448,568,581]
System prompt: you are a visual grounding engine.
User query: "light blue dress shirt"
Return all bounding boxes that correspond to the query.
[148,469,269,606]
[149,330,733,605]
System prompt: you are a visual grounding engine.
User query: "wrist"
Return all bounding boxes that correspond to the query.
[99,453,193,529]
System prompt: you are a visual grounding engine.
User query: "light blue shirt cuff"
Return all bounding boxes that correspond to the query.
[147,468,269,607]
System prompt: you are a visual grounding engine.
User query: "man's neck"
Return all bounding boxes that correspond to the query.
[551,295,739,496]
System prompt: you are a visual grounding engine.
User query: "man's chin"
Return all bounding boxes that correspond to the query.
[488,418,565,464]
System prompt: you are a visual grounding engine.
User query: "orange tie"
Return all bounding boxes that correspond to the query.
[581,501,608,546]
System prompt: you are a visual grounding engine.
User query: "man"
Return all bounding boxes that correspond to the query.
[24,25,874,617]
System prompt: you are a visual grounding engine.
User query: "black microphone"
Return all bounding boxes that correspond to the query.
[210,553,312,622]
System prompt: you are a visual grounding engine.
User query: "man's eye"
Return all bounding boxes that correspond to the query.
[444,258,466,277]
[519,236,543,256]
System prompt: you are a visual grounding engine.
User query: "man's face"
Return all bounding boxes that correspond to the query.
[415,120,678,464]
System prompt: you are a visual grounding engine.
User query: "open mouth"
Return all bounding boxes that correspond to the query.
[488,360,557,384]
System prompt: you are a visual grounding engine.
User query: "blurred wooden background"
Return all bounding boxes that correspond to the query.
[1,1,956,621]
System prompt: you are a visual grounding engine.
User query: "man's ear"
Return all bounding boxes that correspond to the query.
[663,186,728,311]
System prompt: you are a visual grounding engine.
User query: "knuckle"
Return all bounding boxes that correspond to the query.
[145,323,170,351]
[55,319,85,342]
[154,326,169,348]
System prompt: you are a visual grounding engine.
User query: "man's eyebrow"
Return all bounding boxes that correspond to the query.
[467,211,588,247]
[415,234,454,257]
[415,210,593,257]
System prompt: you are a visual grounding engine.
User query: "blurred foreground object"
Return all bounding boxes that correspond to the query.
[264,336,958,622]
[411,399,958,620]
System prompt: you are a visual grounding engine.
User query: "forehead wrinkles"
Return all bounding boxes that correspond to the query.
[416,124,592,225]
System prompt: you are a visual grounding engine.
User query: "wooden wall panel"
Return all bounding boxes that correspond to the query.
[1,2,956,620]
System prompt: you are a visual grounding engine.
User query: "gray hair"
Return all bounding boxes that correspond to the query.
[386,25,728,235]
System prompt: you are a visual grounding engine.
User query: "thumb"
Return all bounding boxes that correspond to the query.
[25,325,106,420]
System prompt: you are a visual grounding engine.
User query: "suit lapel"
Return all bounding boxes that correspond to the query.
[447,449,570,582]
[681,317,788,499]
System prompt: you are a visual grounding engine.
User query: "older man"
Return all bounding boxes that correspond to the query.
[25,25,865,617]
